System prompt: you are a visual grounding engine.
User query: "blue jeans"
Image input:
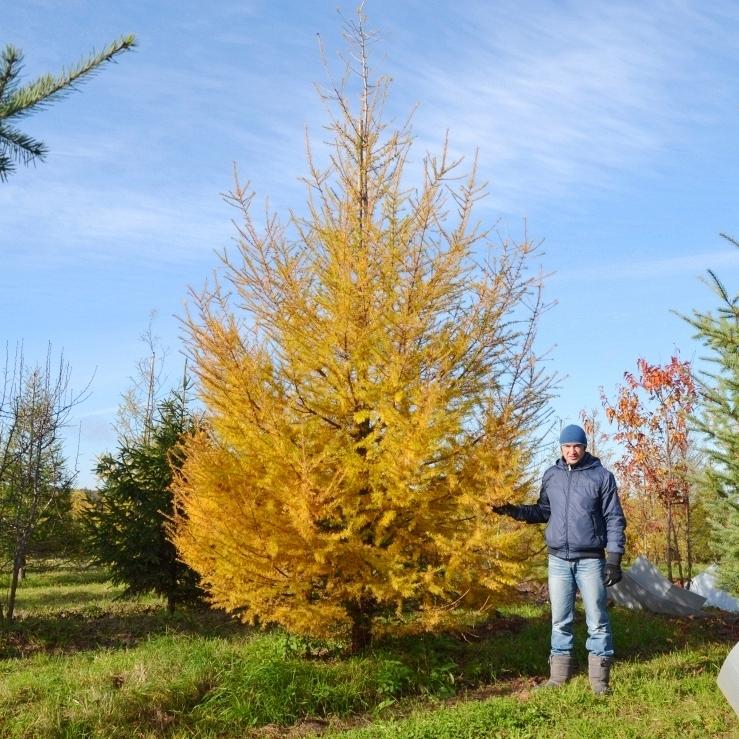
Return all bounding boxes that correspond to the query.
[548,555,614,657]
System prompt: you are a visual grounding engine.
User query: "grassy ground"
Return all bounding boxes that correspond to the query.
[0,562,736,738]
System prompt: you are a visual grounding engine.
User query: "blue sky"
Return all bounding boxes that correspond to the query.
[2,0,738,487]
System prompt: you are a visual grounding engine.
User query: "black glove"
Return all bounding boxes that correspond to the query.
[604,552,623,587]
[491,503,519,518]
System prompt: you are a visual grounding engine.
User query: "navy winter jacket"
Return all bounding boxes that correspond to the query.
[511,452,626,560]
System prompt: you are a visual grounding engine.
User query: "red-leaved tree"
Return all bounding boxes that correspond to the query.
[601,356,696,583]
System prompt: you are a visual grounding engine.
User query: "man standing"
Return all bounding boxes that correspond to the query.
[493,424,626,695]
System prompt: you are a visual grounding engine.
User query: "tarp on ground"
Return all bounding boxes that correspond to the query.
[687,565,739,613]
[608,555,706,616]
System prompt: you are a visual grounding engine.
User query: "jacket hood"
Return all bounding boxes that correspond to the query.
[555,451,602,471]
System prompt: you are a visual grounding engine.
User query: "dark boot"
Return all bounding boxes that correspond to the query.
[588,654,613,695]
[537,654,574,688]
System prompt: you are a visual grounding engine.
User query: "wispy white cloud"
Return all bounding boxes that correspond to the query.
[0,36,326,270]
[384,1,737,212]
[552,248,739,283]
[3,1,738,269]
[0,177,231,267]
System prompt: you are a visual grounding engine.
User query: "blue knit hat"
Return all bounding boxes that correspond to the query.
[559,424,587,446]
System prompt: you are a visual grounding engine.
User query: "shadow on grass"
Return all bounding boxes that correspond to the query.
[13,586,124,611]
[369,603,739,693]
[1,591,736,685]
[0,604,250,660]
[610,605,738,660]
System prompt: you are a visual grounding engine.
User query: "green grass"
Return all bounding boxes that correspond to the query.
[2,562,124,606]
[335,645,735,738]
[0,562,736,738]
[0,563,242,661]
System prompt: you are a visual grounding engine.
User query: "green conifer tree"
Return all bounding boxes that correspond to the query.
[682,235,739,595]
[84,383,202,612]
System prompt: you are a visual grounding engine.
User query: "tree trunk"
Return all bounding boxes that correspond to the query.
[685,499,693,587]
[167,560,178,614]
[6,550,24,621]
[671,516,684,586]
[347,597,374,654]
[666,502,673,583]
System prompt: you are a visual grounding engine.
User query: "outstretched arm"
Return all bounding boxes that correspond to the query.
[492,479,551,524]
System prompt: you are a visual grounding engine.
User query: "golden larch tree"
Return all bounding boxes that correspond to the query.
[172,12,554,652]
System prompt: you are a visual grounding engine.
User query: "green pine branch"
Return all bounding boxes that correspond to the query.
[0,34,136,180]
[0,123,45,166]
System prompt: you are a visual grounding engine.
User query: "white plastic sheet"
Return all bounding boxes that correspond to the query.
[608,556,706,616]
[688,565,739,613]
[717,642,739,717]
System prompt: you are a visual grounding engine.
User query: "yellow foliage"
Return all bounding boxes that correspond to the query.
[172,12,552,649]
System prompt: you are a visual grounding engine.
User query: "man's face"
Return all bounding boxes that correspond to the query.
[561,443,586,465]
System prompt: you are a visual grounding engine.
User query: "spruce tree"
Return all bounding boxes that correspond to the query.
[85,384,202,612]
[682,235,739,595]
